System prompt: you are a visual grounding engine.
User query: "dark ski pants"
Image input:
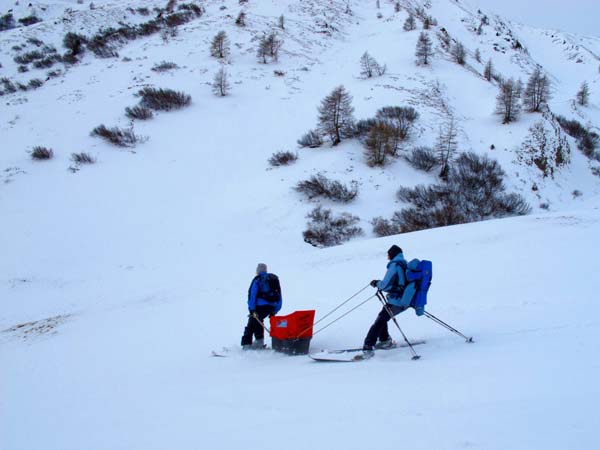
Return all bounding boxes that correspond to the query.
[363,304,407,348]
[241,305,275,346]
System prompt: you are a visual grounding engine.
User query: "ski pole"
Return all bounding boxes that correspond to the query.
[295,283,372,339]
[424,311,473,343]
[311,293,377,337]
[376,291,421,360]
[251,312,271,334]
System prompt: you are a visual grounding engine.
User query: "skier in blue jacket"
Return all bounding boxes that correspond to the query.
[241,263,282,349]
[363,245,411,353]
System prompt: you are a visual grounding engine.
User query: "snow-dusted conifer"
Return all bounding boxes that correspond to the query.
[496,78,523,124]
[436,116,458,180]
[359,52,386,78]
[415,32,433,66]
[212,66,230,97]
[318,85,355,146]
[523,67,551,112]
[576,81,590,107]
[403,14,416,31]
[484,58,493,81]
[210,31,230,59]
[451,41,466,65]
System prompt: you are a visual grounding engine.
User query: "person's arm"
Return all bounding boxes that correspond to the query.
[377,264,398,292]
[248,279,259,311]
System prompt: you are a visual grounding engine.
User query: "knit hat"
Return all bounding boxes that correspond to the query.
[256,263,267,274]
[387,245,402,259]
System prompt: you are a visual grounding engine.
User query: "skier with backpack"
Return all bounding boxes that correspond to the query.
[362,245,429,355]
[241,263,282,349]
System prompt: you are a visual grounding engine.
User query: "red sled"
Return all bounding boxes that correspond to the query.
[269,310,316,355]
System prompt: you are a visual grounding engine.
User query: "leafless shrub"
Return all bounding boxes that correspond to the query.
[27,37,44,47]
[353,118,378,139]
[19,15,42,26]
[556,115,599,159]
[295,173,358,203]
[371,215,402,237]
[31,146,54,160]
[71,152,96,164]
[125,105,154,120]
[1,77,17,94]
[138,87,191,111]
[556,116,587,139]
[91,125,140,147]
[375,106,419,151]
[151,61,179,72]
[392,153,530,233]
[0,13,15,31]
[177,3,204,16]
[269,151,298,167]
[364,122,394,167]
[405,146,438,172]
[33,57,59,69]
[302,206,363,248]
[14,50,45,65]
[63,32,88,59]
[27,79,44,89]
[235,11,246,26]
[297,130,323,148]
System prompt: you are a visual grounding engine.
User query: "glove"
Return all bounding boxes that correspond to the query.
[415,306,425,316]
[370,279,380,288]
[249,311,257,318]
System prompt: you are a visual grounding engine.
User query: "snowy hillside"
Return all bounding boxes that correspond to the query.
[3,208,600,450]
[2,0,600,449]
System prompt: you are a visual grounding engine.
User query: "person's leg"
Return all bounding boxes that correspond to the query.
[364,307,391,349]
[241,314,256,346]
[377,305,406,342]
[252,305,273,340]
[364,305,406,348]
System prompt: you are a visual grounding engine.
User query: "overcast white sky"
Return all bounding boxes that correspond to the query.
[471,0,599,36]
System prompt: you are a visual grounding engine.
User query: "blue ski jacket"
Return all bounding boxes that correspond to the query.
[247,271,282,313]
[376,253,416,308]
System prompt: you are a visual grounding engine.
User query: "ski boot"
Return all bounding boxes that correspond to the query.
[375,338,396,349]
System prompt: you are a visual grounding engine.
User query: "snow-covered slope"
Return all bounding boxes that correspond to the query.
[2,1,600,449]
[3,207,600,450]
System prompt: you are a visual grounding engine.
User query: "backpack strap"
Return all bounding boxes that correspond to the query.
[387,260,407,297]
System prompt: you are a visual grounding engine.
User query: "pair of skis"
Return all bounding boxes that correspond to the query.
[309,340,426,362]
